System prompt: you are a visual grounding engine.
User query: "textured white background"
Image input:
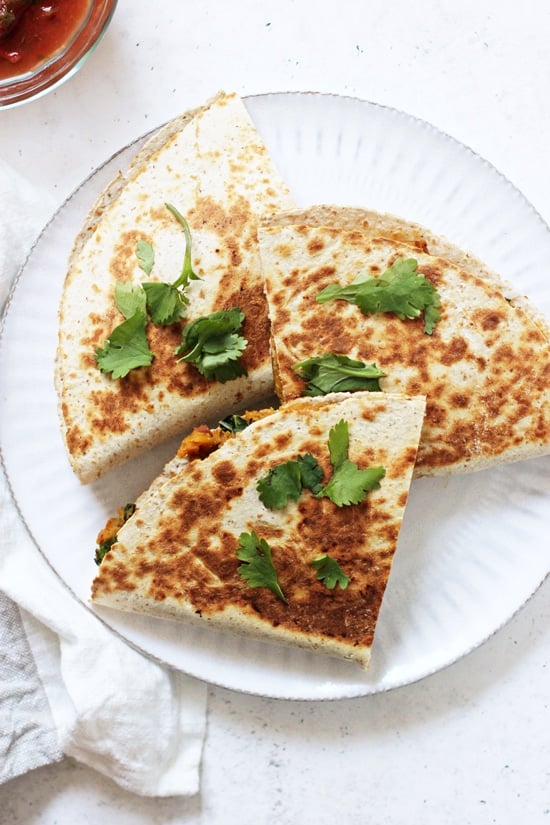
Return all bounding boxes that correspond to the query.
[1,0,550,822]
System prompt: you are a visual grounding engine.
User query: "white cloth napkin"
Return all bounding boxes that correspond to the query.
[0,158,207,796]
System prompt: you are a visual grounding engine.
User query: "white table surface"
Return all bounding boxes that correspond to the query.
[1,1,550,822]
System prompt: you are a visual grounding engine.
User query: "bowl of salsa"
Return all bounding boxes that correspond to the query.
[0,0,117,108]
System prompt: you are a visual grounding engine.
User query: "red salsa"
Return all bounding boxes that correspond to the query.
[0,0,92,80]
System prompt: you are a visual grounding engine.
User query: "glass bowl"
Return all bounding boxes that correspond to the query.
[0,0,118,109]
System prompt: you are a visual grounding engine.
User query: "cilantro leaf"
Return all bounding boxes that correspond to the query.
[311,554,350,590]
[236,531,287,603]
[94,537,116,566]
[257,453,324,510]
[218,414,251,433]
[114,281,147,319]
[296,453,324,495]
[95,309,154,379]
[316,257,441,334]
[256,421,384,510]
[319,420,386,507]
[257,460,303,509]
[321,459,386,507]
[142,281,189,325]
[293,353,386,396]
[423,301,442,336]
[175,308,248,382]
[326,418,350,470]
[136,240,154,275]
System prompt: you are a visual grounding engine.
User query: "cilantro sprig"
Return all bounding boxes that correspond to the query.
[97,206,250,382]
[236,531,287,603]
[257,454,324,510]
[320,419,385,507]
[293,353,386,396]
[316,257,441,334]
[257,419,385,510]
[311,554,350,590]
[175,308,248,382]
[141,203,201,325]
[96,204,201,378]
[218,414,251,433]
[95,283,154,378]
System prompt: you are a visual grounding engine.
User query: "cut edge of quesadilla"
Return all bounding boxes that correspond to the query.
[91,391,426,669]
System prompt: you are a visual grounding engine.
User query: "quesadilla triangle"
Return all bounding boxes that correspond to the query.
[258,205,550,476]
[55,91,295,483]
[91,391,426,669]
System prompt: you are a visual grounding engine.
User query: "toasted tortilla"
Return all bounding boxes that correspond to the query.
[91,391,426,669]
[258,206,550,475]
[55,92,294,483]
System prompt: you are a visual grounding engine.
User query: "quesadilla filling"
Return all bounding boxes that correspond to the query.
[176,408,275,460]
[94,503,136,566]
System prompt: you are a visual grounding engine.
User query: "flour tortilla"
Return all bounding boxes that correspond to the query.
[91,391,426,669]
[55,92,295,483]
[258,206,550,475]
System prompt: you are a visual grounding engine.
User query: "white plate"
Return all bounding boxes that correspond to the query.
[1,93,549,701]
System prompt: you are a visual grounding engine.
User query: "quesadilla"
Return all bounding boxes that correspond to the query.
[91,391,426,669]
[258,206,550,476]
[55,91,295,483]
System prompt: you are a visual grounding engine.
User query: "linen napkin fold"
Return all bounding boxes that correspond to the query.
[0,158,207,795]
